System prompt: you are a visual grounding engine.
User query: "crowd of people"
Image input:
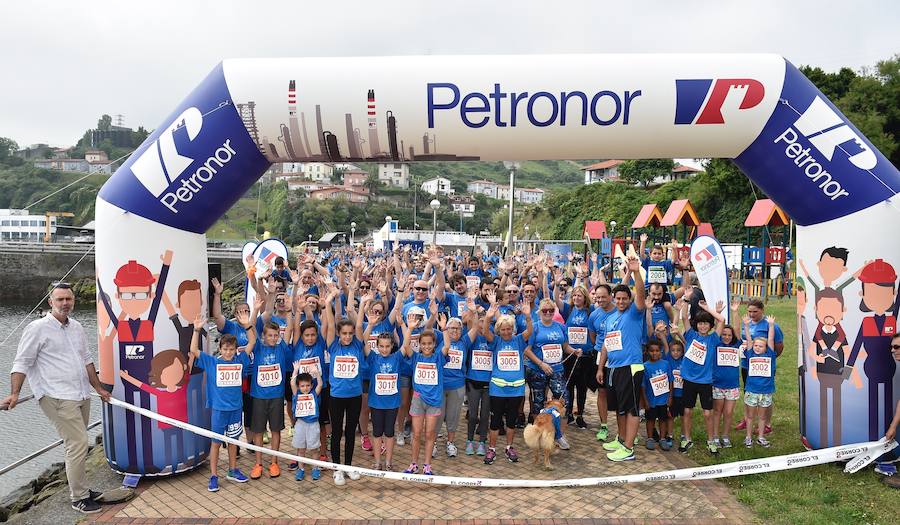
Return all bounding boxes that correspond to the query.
[197,234,790,489]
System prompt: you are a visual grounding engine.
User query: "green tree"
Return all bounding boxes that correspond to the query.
[364,173,381,193]
[618,159,675,188]
[97,114,112,131]
[0,137,18,158]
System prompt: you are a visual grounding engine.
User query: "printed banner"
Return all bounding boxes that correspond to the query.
[690,235,730,324]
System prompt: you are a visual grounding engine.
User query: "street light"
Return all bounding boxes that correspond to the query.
[524,224,530,255]
[502,161,520,256]
[430,199,440,246]
[350,221,356,245]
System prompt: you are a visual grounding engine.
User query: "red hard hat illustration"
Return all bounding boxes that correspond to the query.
[857,259,897,284]
[113,260,156,287]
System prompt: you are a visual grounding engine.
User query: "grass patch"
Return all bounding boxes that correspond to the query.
[681,298,896,525]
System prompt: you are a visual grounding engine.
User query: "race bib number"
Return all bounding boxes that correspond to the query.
[686,340,708,365]
[605,330,623,352]
[650,373,669,397]
[374,373,398,395]
[294,394,316,418]
[498,350,520,371]
[672,369,683,389]
[647,267,667,283]
[216,364,242,387]
[749,356,772,377]
[298,357,321,376]
[256,364,282,388]
[466,276,480,290]
[333,356,359,379]
[367,336,379,352]
[567,327,587,345]
[716,347,739,367]
[542,343,563,364]
[472,350,492,371]
[414,362,438,385]
[446,348,463,370]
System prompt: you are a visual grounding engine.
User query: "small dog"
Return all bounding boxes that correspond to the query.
[523,398,567,470]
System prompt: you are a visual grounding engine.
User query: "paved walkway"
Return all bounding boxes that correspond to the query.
[88,401,750,524]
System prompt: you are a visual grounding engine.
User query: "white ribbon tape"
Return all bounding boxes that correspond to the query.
[101,395,897,486]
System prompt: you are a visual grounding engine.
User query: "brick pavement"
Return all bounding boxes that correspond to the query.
[88,401,751,524]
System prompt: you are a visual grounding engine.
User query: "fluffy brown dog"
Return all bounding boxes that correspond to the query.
[522,398,566,470]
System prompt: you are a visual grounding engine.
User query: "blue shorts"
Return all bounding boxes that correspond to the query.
[211,409,243,445]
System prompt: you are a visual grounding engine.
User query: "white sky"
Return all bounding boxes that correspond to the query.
[1,0,897,148]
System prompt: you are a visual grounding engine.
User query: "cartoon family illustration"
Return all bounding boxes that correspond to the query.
[97,249,210,474]
[800,248,900,448]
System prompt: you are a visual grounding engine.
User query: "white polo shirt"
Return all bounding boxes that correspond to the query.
[11,313,93,401]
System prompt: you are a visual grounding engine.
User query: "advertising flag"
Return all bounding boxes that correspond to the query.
[689,235,730,324]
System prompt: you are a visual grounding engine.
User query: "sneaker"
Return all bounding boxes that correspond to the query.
[721,437,733,448]
[287,461,299,471]
[646,438,657,450]
[735,419,747,431]
[602,439,624,452]
[403,463,419,474]
[465,440,475,455]
[505,446,519,462]
[874,462,897,476]
[477,441,487,456]
[447,441,458,457]
[333,470,345,486]
[268,462,281,478]
[484,448,497,464]
[713,437,721,448]
[71,497,101,513]
[207,476,219,493]
[596,425,609,441]
[556,436,571,450]
[383,463,393,472]
[295,469,305,481]
[679,439,693,453]
[423,464,434,476]
[250,463,263,479]
[347,470,360,481]
[361,434,373,452]
[764,424,773,435]
[88,490,102,501]
[707,440,719,454]
[575,416,588,429]
[263,431,271,444]
[659,438,672,451]
[744,436,753,448]
[311,468,321,480]
[756,436,771,448]
[607,446,635,462]
[227,468,249,483]
[396,433,406,446]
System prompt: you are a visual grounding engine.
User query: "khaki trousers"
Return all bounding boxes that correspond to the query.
[39,396,91,502]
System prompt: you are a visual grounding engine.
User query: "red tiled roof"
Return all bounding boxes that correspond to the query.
[581,160,624,171]
[673,165,701,173]
[744,199,789,227]
[660,199,700,227]
[582,221,606,240]
[632,204,663,229]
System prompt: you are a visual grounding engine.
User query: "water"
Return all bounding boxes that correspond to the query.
[0,304,103,500]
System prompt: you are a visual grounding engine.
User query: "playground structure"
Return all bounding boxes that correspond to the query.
[731,198,793,301]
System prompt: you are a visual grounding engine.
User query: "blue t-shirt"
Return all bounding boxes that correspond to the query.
[642,359,671,407]
[411,351,446,407]
[667,354,684,397]
[467,335,493,383]
[712,341,742,389]
[745,347,777,394]
[443,291,469,318]
[293,335,328,387]
[401,299,433,322]
[642,258,674,286]
[291,390,319,423]
[444,333,473,390]
[220,319,250,350]
[515,307,540,335]
[563,304,593,354]
[680,329,721,385]
[649,303,671,338]
[249,340,291,399]
[366,351,405,409]
[256,314,289,344]
[528,321,568,373]
[199,351,250,411]
[741,319,784,369]
[602,303,645,369]
[489,335,527,397]
[589,306,615,353]
[328,337,366,398]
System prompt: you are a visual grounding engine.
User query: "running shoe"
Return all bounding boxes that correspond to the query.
[465,440,475,455]
[603,439,624,452]
[646,438,657,450]
[477,441,487,456]
[311,468,321,480]
[403,463,419,474]
[484,448,497,464]
[505,446,519,462]
[333,470,345,486]
[396,433,405,446]
[423,464,434,476]
[707,440,719,454]
[207,475,219,493]
[348,470,360,480]
[447,441,458,457]
[250,463,263,479]
[874,462,897,476]
[596,425,609,442]
[679,439,693,453]
[764,424,773,435]
[735,419,747,431]
[756,436,771,448]
[659,438,672,451]
[713,437,721,448]
[556,436,570,450]
[744,436,753,448]
[268,462,281,478]
[227,468,249,483]
[362,434,373,452]
[607,446,635,462]
[721,437,733,448]
[575,416,588,429]
[287,461,299,471]
[71,497,101,514]
[295,469,305,481]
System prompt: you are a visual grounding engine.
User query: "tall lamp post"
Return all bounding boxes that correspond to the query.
[430,199,440,246]
[609,220,617,281]
[350,221,356,245]
[502,161,520,256]
[524,224,530,255]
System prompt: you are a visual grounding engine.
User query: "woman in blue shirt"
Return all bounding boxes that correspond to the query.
[437,299,480,458]
[558,285,594,428]
[525,298,578,438]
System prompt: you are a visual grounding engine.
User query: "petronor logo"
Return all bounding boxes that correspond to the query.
[674,78,765,125]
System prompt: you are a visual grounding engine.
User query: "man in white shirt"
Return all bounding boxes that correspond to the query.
[2,283,112,514]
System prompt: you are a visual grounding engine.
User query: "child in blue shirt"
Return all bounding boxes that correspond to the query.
[742,314,777,448]
[641,340,672,451]
[365,330,406,472]
[289,368,323,481]
[249,321,292,480]
[665,338,685,450]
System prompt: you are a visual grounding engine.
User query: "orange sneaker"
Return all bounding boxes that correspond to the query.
[268,462,281,478]
[250,463,263,479]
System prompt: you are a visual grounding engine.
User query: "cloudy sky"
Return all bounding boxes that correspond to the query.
[1,0,897,148]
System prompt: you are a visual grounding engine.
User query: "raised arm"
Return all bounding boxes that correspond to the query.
[629,256,646,310]
[211,278,226,330]
[766,315,777,354]
[520,300,534,341]
[699,300,727,335]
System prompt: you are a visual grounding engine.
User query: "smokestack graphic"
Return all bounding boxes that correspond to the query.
[400,139,405,160]
[367,89,382,157]
[323,131,342,161]
[300,113,314,157]
[409,145,415,159]
[288,80,308,159]
[278,124,297,159]
[345,114,361,158]
[423,133,430,155]
[387,111,399,161]
[315,105,327,156]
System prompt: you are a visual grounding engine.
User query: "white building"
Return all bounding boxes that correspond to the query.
[467,179,499,198]
[421,176,454,196]
[468,180,544,204]
[378,163,410,189]
[275,162,334,182]
[647,164,702,186]
[0,209,56,242]
[34,158,113,174]
[582,160,625,184]
[449,195,475,217]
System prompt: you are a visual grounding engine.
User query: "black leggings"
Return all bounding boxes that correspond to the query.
[371,407,399,438]
[489,395,523,431]
[329,395,362,465]
[564,356,592,415]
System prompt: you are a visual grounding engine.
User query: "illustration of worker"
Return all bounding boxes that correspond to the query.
[845,259,899,441]
[807,287,862,447]
[161,279,209,467]
[119,349,194,474]
[97,250,173,473]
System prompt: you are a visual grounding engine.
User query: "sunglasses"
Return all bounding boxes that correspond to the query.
[414,287,428,292]
[540,309,554,314]
[892,345,900,350]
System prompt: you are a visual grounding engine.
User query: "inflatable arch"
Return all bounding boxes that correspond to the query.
[95,55,899,475]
